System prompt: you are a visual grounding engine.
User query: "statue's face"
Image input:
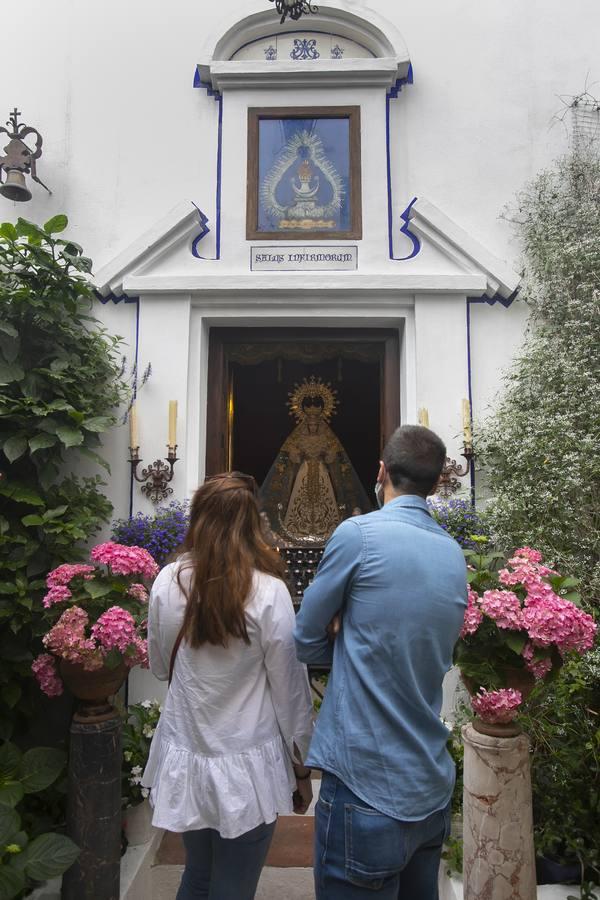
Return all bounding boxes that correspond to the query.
[304,402,323,427]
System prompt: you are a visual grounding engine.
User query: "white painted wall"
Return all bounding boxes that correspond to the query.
[2,0,589,705]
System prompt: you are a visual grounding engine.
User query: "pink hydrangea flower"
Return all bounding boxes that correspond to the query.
[480,589,524,630]
[522,594,596,654]
[46,564,95,588]
[521,642,553,680]
[511,547,543,564]
[32,654,63,697]
[471,688,522,724]
[91,606,139,655]
[42,585,73,609]
[43,607,104,671]
[90,542,159,580]
[127,583,149,604]
[460,589,483,638]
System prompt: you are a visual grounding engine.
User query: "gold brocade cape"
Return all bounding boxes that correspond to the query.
[259,418,372,543]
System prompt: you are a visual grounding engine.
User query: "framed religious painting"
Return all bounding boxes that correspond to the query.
[246,106,362,241]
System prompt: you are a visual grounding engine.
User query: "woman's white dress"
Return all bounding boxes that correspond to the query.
[142,563,314,839]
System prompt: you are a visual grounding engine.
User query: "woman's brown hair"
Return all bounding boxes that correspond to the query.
[176,473,285,648]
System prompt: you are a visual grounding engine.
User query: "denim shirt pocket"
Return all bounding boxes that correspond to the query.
[344,803,407,890]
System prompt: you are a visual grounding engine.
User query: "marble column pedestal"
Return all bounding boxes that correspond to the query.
[462,723,536,900]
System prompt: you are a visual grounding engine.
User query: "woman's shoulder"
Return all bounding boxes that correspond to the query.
[249,571,292,612]
[152,559,189,596]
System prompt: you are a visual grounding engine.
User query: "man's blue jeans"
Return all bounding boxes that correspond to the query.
[315,772,451,899]
[175,821,276,900]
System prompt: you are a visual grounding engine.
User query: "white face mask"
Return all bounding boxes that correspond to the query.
[374,481,384,509]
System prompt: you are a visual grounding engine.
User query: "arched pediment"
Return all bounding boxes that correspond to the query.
[197,1,411,91]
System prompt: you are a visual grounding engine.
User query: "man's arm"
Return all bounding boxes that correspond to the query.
[293,519,363,665]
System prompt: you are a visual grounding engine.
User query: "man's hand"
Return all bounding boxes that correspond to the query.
[293,777,313,815]
[326,613,341,641]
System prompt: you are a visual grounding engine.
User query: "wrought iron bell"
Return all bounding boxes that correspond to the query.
[0,169,32,202]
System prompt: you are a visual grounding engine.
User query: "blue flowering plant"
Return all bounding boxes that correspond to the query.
[112,500,189,567]
[427,498,490,550]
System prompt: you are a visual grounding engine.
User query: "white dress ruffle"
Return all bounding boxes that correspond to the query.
[142,564,314,839]
[144,734,296,839]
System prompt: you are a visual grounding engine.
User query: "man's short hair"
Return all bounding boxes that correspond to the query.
[382,425,446,497]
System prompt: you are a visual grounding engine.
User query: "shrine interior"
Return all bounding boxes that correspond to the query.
[228,340,382,501]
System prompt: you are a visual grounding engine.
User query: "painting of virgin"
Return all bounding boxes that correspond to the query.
[247,106,362,240]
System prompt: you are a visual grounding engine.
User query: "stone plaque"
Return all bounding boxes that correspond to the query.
[251,245,358,271]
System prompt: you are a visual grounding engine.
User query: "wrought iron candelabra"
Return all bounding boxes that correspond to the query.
[437,445,475,498]
[129,445,179,504]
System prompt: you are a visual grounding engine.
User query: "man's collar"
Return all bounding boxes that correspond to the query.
[384,494,430,512]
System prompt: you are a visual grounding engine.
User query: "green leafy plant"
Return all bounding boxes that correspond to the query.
[0,741,79,899]
[121,700,161,809]
[479,148,600,604]
[520,648,600,890]
[0,215,127,739]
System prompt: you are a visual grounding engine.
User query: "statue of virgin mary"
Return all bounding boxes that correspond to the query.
[260,377,371,544]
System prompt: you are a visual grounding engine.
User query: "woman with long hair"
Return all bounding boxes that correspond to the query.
[143,473,314,900]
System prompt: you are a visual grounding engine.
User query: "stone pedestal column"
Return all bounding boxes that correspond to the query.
[462,723,536,900]
[62,712,122,900]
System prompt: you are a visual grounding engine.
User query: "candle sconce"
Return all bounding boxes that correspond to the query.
[129,445,179,504]
[437,445,475,499]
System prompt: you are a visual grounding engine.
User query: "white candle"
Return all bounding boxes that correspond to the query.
[129,403,139,449]
[418,408,430,429]
[462,398,472,447]
[168,400,178,448]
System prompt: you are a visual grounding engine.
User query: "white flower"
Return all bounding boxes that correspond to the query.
[123,751,132,762]
[141,787,150,799]
[142,725,155,738]
[131,765,143,776]
[140,700,152,709]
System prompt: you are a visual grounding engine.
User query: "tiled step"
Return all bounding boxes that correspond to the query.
[157,814,315,869]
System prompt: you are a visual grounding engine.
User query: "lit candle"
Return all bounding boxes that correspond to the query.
[129,403,139,449]
[168,400,178,448]
[462,398,472,448]
[418,408,430,429]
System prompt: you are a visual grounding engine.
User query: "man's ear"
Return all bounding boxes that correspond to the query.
[377,461,386,484]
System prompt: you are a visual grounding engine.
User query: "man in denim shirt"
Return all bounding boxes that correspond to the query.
[294,426,467,899]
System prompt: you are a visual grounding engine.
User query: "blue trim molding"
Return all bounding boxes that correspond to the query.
[193,69,223,259]
[386,64,418,260]
[465,288,519,504]
[94,291,140,517]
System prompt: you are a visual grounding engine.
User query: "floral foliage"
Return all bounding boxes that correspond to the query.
[427,498,490,549]
[112,501,189,566]
[121,699,161,808]
[0,214,126,739]
[455,542,596,723]
[478,149,600,602]
[32,542,156,696]
[471,688,522,724]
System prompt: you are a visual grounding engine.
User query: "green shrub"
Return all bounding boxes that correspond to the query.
[0,215,126,739]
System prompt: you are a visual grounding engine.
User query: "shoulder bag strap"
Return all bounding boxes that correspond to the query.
[168,625,186,687]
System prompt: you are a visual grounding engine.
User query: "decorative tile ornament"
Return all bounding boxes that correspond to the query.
[246,106,362,241]
[290,38,320,59]
[331,44,345,59]
[264,44,278,61]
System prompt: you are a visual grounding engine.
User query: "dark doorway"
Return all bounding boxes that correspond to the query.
[206,328,401,501]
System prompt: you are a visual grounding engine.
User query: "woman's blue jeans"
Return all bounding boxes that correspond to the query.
[175,820,276,900]
[315,772,451,899]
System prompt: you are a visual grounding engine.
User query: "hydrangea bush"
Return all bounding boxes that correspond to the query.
[112,501,189,566]
[455,543,596,724]
[31,542,158,697]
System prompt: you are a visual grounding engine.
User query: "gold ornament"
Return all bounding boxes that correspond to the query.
[287,376,338,424]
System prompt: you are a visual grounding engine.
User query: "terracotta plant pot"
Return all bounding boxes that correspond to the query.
[59,659,128,704]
